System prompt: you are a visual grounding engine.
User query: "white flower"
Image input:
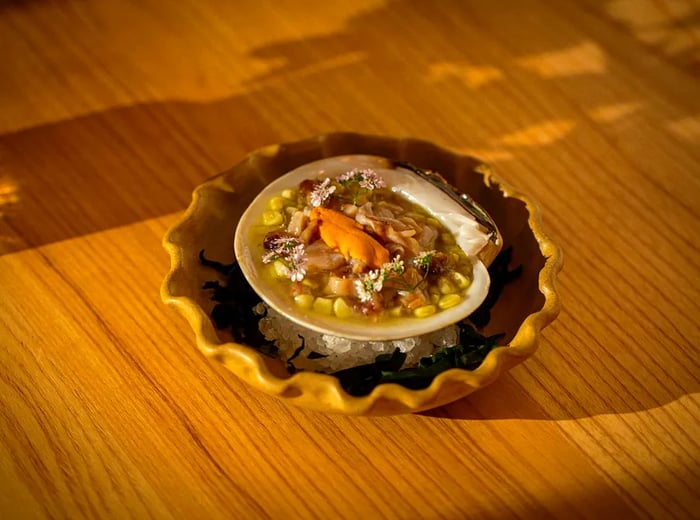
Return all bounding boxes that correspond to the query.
[413,250,436,270]
[356,269,383,302]
[337,168,385,190]
[262,250,278,264]
[354,279,373,302]
[288,243,307,281]
[384,255,405,275]
[353,256,408,301]
[358,171,385,190]
[309,177,336,207]
[367,269,383,292]
[289,266,306,282]
[262,236,307,282]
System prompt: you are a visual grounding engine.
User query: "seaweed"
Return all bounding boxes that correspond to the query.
[286,338,306,374]
[332,324,504,396]
[332,348,408,396]
[199,247,521,395]
[199,250,278,358]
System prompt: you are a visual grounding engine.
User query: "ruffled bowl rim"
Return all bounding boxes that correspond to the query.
[161,133,563,415]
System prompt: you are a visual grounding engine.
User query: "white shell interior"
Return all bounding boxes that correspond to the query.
[234,155,494,341]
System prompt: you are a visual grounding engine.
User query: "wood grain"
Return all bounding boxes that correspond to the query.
[1,0,698,518]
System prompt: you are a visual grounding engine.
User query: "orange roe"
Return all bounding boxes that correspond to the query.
[310,207,389,269]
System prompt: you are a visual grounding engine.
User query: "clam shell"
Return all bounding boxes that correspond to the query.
[234,155,502,341]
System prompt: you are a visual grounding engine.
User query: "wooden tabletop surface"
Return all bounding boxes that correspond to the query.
[1,0,699,518]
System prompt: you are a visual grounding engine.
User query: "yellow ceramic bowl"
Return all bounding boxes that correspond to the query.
[161,133,562,415]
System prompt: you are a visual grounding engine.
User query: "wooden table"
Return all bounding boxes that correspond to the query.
[1,1,698,518]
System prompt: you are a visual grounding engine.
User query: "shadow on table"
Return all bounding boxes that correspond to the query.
[601,0,700,76]
[422,345,699,421]
[1,0,696,421]
[7,0,697,253]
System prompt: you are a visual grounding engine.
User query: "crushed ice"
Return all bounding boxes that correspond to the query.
[257,304,459,372]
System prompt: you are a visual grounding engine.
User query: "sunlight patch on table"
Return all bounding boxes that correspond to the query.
[588,102,643,123]
[0,176,19,217]
[605,0,700,66]
[606,0,695,26]
[637,26,700,56]
[496,120,576,147]
[246,51,367,88]
[666,114,700,144]
[517,41,607,77]
[427,62,505,89]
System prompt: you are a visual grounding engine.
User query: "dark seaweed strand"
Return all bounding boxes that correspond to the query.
[198,250,238,277]
[199,250,278,358]
[331,324,504,396]
[332,349,407,397]
[286,337,306,374]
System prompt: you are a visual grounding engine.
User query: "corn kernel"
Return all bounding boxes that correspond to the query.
[271,260,288,278]
[262,210,283,226]
[438,277,456,294]
[267,196,285,211]
[426,217,440,227]
[294,294,314,309]
[281,189,296,200]
[438,294,462,310]
[388,306,403,318]
[413,304,437,318]
[454,250,468,262]
[302,278,319,289]
[451,271,471,289]
[333,297,354,319]
[430,293,440,304]
[312,297,333,315]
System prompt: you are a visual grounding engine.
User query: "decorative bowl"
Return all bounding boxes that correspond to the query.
[161,133,562,415]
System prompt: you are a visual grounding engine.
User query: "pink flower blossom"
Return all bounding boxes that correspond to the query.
[309,177,336,207]
[336,168,385,190]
